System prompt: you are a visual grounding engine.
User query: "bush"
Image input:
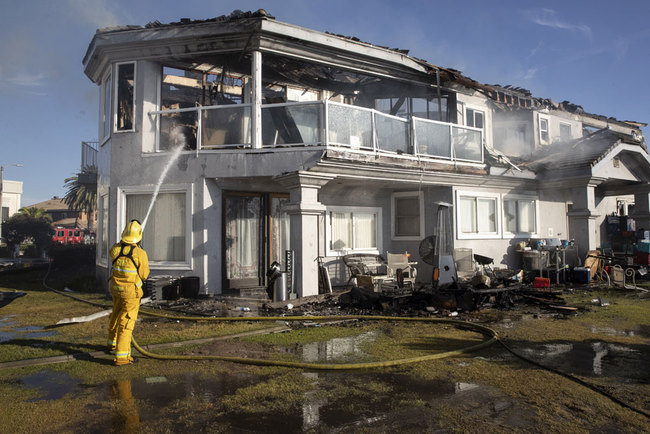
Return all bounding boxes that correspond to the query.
[66,273,100,293]
[23,244,40,258]
[0,246,10,258]
[47,243,96,266]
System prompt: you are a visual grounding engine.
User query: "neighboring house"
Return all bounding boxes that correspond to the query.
[0,179,23,242]
[26,197,93,231]
[82,10,650,297]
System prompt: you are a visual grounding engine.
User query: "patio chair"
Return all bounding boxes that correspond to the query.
[386,252,417,289]
[342,253,392,292]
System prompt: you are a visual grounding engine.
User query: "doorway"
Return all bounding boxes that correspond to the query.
[223,192,290,289]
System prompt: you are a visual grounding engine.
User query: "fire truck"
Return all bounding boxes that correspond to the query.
[52,227,82,244]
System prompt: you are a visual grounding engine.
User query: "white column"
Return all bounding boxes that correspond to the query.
[251,50,262,149]
[568,182,600,257]
[276,172,333,297]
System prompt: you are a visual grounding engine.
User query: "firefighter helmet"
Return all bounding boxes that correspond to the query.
[121,220,143,244]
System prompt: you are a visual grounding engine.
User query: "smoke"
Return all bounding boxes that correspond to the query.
[141,145,184,231]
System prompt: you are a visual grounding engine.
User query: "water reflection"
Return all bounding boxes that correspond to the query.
[111,379,140,433]
[301,331,379,362]
[22,370,79,401]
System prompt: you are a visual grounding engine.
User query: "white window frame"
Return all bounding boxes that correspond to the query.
[114,61,137,134]
[326,205,382,256]
[117,183,192,270]
[559,122,572,141]
[465,106,485,131]
[502,194,539,238]
[100,70,112,145]
[391,191,425,240]
[97,194,109,266]
[455,190,501,240]
[538,115,550,144]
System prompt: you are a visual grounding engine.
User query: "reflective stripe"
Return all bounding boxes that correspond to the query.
[107,340,116,345]
[116,352,130,358]
[114,266,137,274]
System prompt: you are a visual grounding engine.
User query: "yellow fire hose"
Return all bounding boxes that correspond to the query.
[131,315,498,370]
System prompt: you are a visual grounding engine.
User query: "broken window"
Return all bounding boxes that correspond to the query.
[328,207,380,253]
[116,63,135,131]
[504,198,536,235]
[560,123,571,141]
[375,96,448,122]
[102,74,112,140]
[539,116,549,143]
[2,206,9,222]
[160,66,249,150]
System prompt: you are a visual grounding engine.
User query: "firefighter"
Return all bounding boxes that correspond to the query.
[107,219,150,366]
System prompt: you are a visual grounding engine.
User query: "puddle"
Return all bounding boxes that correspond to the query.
[590,325,650,338]
[301,331,379,363]
[21,370,80,402]
[521,341,650,379]
[0,321,57,342]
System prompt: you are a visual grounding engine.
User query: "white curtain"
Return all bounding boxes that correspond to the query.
[226,196,260,279]
[354,213,376,249]
[126,192,185,262]
[331,212,352,250]
[518,200,535,233]
[459,197,476,233]
[477,198,496,233]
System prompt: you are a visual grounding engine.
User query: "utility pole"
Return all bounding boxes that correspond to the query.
[0,163,23,244]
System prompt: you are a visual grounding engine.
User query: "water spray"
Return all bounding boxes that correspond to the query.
[141,145,184,230]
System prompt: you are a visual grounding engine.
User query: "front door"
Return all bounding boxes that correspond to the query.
[223,192,290,289]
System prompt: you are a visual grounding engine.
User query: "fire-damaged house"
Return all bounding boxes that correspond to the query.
[83,10,650,297]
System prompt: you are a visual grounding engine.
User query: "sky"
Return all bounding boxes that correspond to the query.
[1,0,649,207]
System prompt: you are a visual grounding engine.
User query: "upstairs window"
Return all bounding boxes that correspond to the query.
[560,123,572,141]
[116,63,135,131]
[539,116,549,143]
[465,108,484,130]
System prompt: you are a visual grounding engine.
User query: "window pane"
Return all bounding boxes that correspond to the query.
[117,64,134,131]
[474,111,484,129]
[126,192,185,262]
[477,198,496,232]
[504,200,517,233]
[354,213,376,249]
[331,212,352,250]
[459,197,476,233]
[271,197,290,265]
[395,196,420,237]
[466,109,475,128]
[518,200,535,233]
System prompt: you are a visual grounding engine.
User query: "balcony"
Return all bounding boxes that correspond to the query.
[150,101,484,164]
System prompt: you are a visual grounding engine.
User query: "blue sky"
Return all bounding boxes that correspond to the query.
[2,0,648,206]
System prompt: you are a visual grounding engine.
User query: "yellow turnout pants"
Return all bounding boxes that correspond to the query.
[107,289,141,363]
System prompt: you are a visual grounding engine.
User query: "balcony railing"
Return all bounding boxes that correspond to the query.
[149,101,483,163]
[81,141,98,171]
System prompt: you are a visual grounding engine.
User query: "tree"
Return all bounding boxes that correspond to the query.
[63,167,97,230]
[2,207,53,256]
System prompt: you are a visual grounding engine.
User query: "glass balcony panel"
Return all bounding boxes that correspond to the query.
[375,113,409,153]
[201,105,251,148]
[262,103,322,146]
[414,119,451,158]
[159,111,199,151]
[452,126,482,161]
[327,104,373,149]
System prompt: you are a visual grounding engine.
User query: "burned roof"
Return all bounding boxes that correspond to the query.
[521,129,644,172]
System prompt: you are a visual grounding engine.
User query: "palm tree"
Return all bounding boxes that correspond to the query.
[18,206,52,222]
[63,167,97,231]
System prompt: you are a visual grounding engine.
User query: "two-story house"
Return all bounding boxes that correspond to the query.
[83,10,650,297]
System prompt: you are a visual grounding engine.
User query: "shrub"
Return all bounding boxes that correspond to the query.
[47,243,96,266]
